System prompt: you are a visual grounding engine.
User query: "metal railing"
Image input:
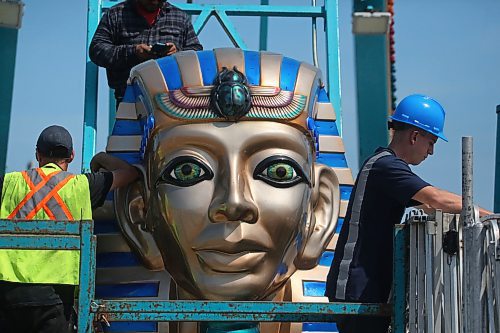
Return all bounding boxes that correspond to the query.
[0,219,97,332]
[0,218,401,332]
[405,210,500,333]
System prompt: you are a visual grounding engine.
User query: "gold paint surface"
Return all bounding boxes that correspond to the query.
[340,199,348,218]
[327,234,339,251]
[131,59,168,94]
[106,135,142,152]
[109,49,349,310]
[116,102,138,120]
[318,135,345,153]
[116,121,339,301]
[294,62,320,110]
[260,52,282,87]
[174,51,204,87]
[214,48,245,73]
[331,167,355,185]
[315,102,336,121]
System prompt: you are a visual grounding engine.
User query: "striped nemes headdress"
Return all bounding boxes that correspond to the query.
[109,48,345,167]
[106,49,355,283]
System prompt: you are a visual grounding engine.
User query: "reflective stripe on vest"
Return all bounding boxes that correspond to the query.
[335,150,391,300]
[0,165,91,285]
[7,168,74,220]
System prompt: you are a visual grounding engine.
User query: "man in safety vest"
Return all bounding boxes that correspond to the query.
[0,125,138,333]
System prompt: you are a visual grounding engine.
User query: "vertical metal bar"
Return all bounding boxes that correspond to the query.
[311,0,319,67]
[82,0,102,172]
[324,0,342,135]
[259,0,269,51]
[0,27,18,174]
[417,220,425,332]
[457,213,464,332]
[449,214,460,333]
[492,220,500,332]
[409,219,417,333]
[353,0,390,168]
[433,212,443,333]
[462,136,474,227]
[443,214,458,332]
[495,106,500,212]
[463,223,486,333]
[485,226,496,333]
[462,136,487,333]
[393,224,407,333]
[425,219,435,333]
[108,88,115,135]
[77,220,96,333]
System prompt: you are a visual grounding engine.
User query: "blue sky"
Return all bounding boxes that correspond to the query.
[8,0,500,210]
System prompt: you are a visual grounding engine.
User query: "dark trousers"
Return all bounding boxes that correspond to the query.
[0,303,74,333]
[336,315,390,333]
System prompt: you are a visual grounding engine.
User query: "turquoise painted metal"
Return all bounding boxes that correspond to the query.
[90,300,391,321]
[0,219,97,333]
[325,0,342,134]
[0,218,408,332]
[82,0,102,173]
[0,27,18,174]
[83,0,343,171]
[353,0,391,168]
[495,105,500,212]
[259,0,269,51]
[392,224,408,332]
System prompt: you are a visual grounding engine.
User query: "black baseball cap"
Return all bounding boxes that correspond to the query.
[36,125,73,158]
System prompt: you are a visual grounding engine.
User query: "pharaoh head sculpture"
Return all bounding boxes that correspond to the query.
[110,48,342,301]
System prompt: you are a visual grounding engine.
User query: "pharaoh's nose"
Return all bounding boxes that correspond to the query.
[208,170,258,224]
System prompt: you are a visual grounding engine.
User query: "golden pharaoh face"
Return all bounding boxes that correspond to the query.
[111,48,341,300]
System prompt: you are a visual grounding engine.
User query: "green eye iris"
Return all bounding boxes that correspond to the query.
[266,163,295,181]
[158,156,214,187]
[254,156,310,188]
[173,163,202,181]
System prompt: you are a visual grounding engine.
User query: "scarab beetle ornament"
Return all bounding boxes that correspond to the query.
[210,67,252,121]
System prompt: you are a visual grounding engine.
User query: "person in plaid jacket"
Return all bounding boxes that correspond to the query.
[90,0,203,104]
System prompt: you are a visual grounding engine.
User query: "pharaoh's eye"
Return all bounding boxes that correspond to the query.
[253,156,310,188]
[157,156,213,187]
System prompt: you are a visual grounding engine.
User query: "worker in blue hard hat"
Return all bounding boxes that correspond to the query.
[325,94,493,333]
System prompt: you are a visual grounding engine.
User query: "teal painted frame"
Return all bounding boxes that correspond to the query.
[0,219,97,333]
[0,28,19,174]
[0,219,408,331]
[353,0,391,168]
[83,0,102,173]
[82,0,343,171]
[495,106,500,212]
[392,224,407,332]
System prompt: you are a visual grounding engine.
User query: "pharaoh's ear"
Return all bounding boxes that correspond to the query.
[295,163,340,270]
[114,165,165,271]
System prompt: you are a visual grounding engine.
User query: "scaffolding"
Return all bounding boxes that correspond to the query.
[82,0,343,172]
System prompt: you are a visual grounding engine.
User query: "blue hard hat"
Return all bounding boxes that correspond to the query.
[390,94,448,141]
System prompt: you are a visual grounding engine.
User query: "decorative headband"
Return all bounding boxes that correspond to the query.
[155,67,307,122]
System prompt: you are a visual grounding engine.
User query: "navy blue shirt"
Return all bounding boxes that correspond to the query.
[325,147,430,302]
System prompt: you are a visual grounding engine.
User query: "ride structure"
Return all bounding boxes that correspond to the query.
[1,1,499,333]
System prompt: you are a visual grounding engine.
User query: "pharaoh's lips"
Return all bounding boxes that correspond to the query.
[195,250,266,273]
